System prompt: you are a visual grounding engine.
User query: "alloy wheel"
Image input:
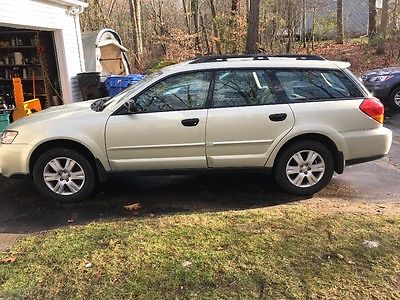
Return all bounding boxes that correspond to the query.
[43,157,86,195]
[394,91,400,107]
[285,150,326,188]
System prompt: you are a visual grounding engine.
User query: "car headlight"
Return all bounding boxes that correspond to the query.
[370,75,394,82]
[1,130,18,144]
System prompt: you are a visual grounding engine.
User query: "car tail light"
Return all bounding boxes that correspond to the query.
[359,98,384,124]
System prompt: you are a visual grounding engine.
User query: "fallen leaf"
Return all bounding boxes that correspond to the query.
[363,240,380,248]
[336,253,344,260]
[0,257,16,263]
[109,239,118,246]
[124,203,141,211]
[182,261,192,268]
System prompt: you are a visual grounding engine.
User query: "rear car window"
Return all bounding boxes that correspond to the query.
[212,70,278,108]
[274,69,364,102]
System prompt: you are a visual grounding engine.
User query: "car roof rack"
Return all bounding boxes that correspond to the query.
[188,54,326,64]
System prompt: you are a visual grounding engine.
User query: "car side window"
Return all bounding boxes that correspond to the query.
[134,72,211,112]
[274,69,364,102]
[211,70,278,108]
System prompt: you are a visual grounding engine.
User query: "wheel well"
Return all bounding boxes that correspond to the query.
[273,133,343,174]
[29,140,98,176]
[390,83,400,96]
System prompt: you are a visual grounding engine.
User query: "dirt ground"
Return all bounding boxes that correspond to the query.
[0,111,399,251]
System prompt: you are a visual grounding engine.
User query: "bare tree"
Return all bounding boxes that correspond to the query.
[245,0,260,53]
[301,0,307,48]
[231,0,239,15]
[209,0,222,53]
[285,0,294,53]
[191,0,201,52]
[182,0,191,35]
[336,0,344,44]
[381,0,389,33]
[368,0,377,42]
[128,0,143,67]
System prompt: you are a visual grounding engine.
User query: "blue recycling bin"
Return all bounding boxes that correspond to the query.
[105,74,144,97]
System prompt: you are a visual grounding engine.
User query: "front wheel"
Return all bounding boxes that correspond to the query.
[274,141,334,196]
[33,148,96,202]
[389,86,400,110]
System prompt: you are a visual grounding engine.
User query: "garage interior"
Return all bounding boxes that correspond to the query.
[0,26,62,116]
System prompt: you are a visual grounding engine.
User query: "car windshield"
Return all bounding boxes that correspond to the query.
[92,71,163,111]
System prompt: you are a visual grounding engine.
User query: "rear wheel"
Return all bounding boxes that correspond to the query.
[33,148,96,202]
[389,86,400,110]
[274,141,334,196]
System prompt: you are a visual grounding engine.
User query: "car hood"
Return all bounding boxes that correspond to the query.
[363,66,400,76]
[8,100,96,130]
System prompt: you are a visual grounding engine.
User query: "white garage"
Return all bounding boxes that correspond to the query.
[0,0,88,107]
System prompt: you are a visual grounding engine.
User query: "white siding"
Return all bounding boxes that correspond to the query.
[0,0,87,103]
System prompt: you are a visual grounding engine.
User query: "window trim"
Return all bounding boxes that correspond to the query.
[112,67,365,115]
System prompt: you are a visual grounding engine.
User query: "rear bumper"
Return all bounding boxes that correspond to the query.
[342,127,392,165]
[346,155,385,166]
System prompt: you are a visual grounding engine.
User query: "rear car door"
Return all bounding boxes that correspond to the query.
[205,69,295,168]
[106,72,211,171]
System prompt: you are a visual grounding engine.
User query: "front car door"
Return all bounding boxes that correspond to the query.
[206,69,295,168]
[106,72,211,171]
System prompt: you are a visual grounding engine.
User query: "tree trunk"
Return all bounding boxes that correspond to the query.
[245,0,260,53]
[128,0,143,67]
[301,0,307,48]
[191,0,201,52]
[392,0,399,28]
[182,0,191,35]
[231,0,239,15]
[209,0,222,53]
[286,0,293,53]
[134,0,143,55]
[368,0,377,42]
[200,12,211,54]
[311,2,316,51]
[381,0,389,33]
[336,0,344,44]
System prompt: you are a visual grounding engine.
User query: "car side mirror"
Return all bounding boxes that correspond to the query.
[124,100,138,113]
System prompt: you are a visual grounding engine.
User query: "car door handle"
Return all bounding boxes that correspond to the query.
[269,113,287,122]
[181,118,200,127]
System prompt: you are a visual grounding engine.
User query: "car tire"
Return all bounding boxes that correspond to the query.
[33,148,96,202]
[389,86,400,110]
[274,141,334,196]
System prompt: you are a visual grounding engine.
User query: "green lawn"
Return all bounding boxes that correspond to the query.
[0,205,399,299]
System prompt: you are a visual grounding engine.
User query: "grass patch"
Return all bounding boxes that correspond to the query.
[0,205,399,299]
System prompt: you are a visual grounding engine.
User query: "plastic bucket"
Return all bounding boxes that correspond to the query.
[0,113,10,132]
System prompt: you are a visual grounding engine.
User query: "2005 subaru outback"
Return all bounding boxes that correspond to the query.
[0,55,393,202]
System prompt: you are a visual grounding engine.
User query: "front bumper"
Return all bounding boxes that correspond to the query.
[0,143,30,177]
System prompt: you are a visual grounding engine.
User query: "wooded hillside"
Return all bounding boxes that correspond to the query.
[80,0,400,71]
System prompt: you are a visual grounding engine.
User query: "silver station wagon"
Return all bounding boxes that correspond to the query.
[0,55,393,202]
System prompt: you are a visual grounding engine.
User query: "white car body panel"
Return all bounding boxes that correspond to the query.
[206,104,294,167]
[106,109,208,170]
